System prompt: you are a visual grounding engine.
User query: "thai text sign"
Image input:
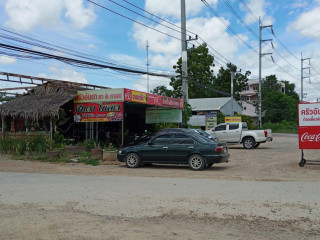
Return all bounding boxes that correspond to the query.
[74,102,123,122]
[298,102,320,149]
[74,89,124,103]
[225,116,242,123]
[205,113,217,130]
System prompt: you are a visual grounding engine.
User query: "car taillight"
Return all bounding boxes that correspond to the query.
[215,146,224,152]
[264,130,268,137]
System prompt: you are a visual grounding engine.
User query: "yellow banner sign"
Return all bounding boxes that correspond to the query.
[131,90,147,103]
[225,116,242,123]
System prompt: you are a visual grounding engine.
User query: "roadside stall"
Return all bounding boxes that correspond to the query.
[298,101,320,167]
[74,88,184,146]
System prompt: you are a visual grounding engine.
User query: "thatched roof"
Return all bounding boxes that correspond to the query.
[0,83,78,120]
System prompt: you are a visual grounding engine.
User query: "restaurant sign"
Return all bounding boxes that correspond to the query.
[74,89,124,103]
[298,102,320,149]
[74,102,123,122]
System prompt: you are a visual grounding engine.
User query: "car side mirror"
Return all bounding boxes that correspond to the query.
[147,141,153,146]
[212,129,215,132]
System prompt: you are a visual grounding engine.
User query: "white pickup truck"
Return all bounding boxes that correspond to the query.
[208,122,273,149]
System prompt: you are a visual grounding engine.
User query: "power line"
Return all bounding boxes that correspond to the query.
[106,0,190,38]
[221,0,259,39]
[0,27,173,74]
[239,0,299,61]
[87,0,181,41]
[0,43,175,78]
[201,0,259,55]
[116,0,250,70]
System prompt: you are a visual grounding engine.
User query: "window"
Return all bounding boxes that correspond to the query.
[215,124,226,131]
[151,134,171,145]
[229,123,239,130]
[242,122,248,130]
[172,134,194,144]
[253,86,258,91]
[193,134,211,143]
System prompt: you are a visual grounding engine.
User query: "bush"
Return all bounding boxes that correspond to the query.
[78,151,99,166]
[52,131,66,148]
[262,120,298,134]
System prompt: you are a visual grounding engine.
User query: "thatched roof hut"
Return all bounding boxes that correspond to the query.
[0,82,78,120]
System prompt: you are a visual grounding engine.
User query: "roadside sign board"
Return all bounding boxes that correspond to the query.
[298,102,320,149]
[225,116,242,123]
[205,113,217,130]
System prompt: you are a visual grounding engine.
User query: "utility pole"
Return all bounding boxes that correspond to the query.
[301,52,311,102]
[181,0,188,103]
[258,17,272,129]
[230,68,241,117]
[231,71,234,116]
[146,40,150,93]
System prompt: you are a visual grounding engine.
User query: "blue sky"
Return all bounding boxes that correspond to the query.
[0,0,320,102]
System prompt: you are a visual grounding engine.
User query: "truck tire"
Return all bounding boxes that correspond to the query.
[243,137,255,149]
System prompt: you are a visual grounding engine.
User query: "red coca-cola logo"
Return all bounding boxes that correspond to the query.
[301,132,320,142]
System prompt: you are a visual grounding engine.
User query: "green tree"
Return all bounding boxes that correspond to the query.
[170,43,215,98]
[213,63,250,99]
[0,93,14,102]
[151,85,173,97]
[261,75,299,123]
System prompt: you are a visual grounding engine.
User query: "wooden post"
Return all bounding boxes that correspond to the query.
[1,116,4,139]
[50,117,53,141]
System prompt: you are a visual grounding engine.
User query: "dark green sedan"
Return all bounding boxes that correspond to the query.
[117,132,230,171]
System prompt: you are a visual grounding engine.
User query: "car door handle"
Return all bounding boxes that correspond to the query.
[188,146,194,149]
[163,147,168,150]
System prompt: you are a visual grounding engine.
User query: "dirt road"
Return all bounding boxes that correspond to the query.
[0,135,320,240]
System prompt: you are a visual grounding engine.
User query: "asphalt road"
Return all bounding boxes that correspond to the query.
[0,172,319,221]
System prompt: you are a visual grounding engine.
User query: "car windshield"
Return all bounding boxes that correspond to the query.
[192,134,212,143]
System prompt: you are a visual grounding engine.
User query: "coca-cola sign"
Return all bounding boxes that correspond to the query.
[299,126,320,149]
[300,132,320,142]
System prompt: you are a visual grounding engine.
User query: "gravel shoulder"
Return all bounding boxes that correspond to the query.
[1,135,319,181]
[1,135,320,240]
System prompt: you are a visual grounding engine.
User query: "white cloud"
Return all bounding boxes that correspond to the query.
[108,54,145,67]
[133,16,244,72]
[87,44,97,49]
[0,55,17,65]
[131,75,171,93]
[145,0,218,19]
[4,0,96,32]
[38,65,87,84]
[287,7,320,39]
[64,0,96,29]
[242,0,274,25]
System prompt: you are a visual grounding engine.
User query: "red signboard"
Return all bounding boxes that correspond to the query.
[298,102,320,149]
[124,88,184,108]
[74,102,123,122]
[147,93,162,106]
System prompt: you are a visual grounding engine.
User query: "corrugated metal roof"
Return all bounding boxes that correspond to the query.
[189,97,232,111]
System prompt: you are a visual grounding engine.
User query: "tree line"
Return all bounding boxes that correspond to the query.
[152,44,299,126]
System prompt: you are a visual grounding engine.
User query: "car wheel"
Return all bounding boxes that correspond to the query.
[243,137,255,149]
[188,154,205,171]
[125,153,140,168]
[254,143,260,148]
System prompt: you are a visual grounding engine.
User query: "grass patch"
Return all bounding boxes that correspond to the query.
[11,151,99,166]
[77,151,99,166]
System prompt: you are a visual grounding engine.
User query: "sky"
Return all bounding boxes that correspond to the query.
[0,0,320,102]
